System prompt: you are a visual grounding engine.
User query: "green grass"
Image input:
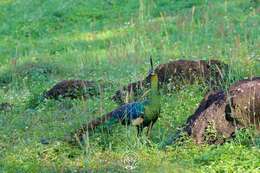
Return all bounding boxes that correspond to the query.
[0,0,260,172]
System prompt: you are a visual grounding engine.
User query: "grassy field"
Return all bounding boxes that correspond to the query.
[0,0,260,172]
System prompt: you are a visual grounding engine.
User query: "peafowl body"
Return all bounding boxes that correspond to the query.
[72,59,161,143]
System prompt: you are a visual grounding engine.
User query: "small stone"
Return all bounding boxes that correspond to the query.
[0,102,13,112]
[40,138,50,145]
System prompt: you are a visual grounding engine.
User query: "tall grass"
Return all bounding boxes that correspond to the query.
[0,0,259,172]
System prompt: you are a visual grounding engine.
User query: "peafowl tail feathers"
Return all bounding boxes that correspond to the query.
[70,111,120,144]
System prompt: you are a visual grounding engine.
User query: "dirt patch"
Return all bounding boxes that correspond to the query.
[0,102,13,112]
[44,80,100,100]
[113,59,228,104]
[184,77,260,144]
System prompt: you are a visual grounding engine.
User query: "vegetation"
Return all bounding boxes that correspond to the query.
[0,0,259,172]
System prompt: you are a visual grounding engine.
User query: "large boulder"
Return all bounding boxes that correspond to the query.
[44,80,100,100]
[184,91,235,144]
[227,77,260,129]
[113,59,228,104]
[184,77,260,144]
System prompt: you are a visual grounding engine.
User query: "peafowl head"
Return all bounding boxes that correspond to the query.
[148,57,159,92]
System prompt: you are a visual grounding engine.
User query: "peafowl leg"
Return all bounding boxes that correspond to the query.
[146,122,155,138]
[136,125,144,137]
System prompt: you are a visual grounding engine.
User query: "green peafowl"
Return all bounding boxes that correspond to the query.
[71,57,161,144]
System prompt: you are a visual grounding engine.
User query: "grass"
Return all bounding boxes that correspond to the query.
[0,0,260,172]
